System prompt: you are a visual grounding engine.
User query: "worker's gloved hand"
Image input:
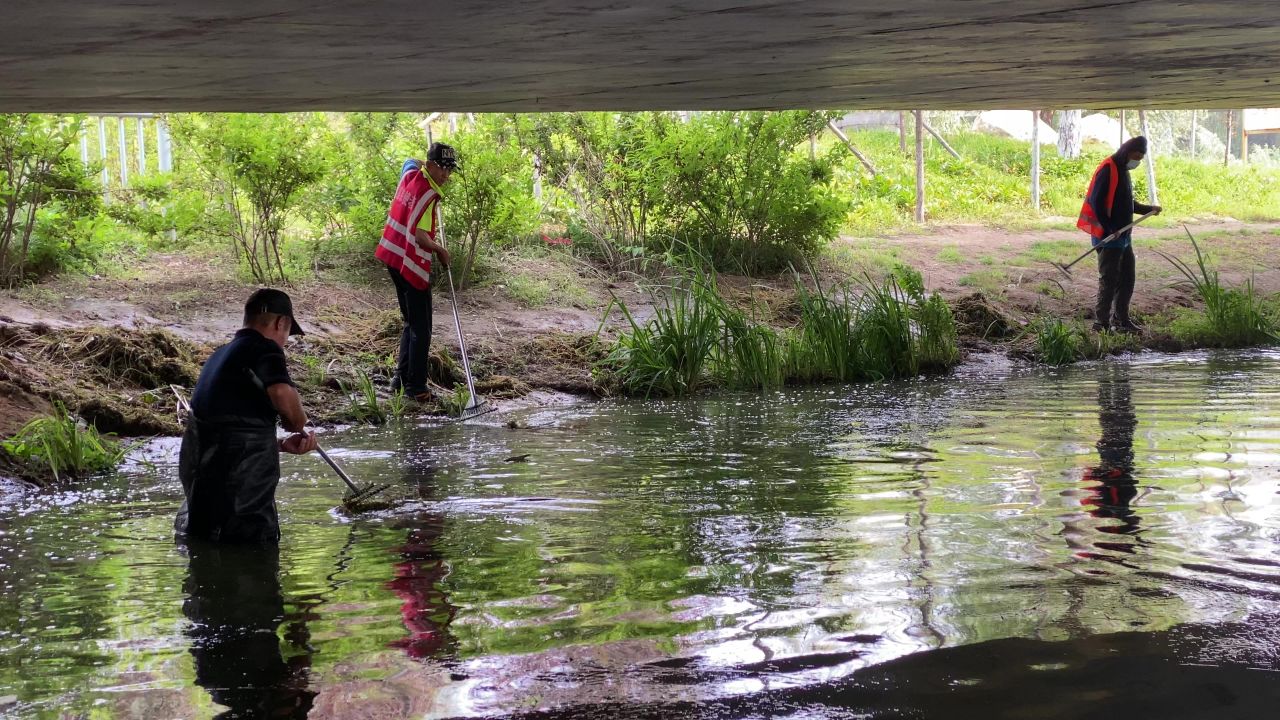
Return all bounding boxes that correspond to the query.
[435,245,451,268]
[280,430,318,455]
[1151,205,1163,215]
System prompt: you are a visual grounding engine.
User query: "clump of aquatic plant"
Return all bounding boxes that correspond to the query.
[1155,229,1278,348]
[439,386,471,416]
[717,307,787,390]
[340,369,388,424]
[2,402,127,482]
[1034,317,1082,365]
[599,266,723,397]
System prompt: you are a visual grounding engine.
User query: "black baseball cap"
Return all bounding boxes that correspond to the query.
[427,142,461,171]
[245,288,305,336]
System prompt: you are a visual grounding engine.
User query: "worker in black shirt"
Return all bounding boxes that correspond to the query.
[175,288,318,544]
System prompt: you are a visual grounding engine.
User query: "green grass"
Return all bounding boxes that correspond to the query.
[834,129,1280,236]
[2,402,128,483]
[957,269,1008,296]
[1033,318,1082,365]
[936,246,965,264]
[1154,229,1279,347]
[599,263,959,397]
[488,248,592,309]
[340,369,389,424]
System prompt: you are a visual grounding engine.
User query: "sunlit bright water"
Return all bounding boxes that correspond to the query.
[3,351,1280,718]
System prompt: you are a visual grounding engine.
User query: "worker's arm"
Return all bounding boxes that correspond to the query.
[414,226,451,267]
[267,382,317,454]
[1134,201,1160,215]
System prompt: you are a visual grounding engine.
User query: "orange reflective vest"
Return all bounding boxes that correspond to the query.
[376,169,442,290]
[1077,157,1119,237]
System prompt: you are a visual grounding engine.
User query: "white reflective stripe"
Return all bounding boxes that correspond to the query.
[377,237,431,283]
[386,215,411,238]
[377,236,406,258]
[406,189,437,242]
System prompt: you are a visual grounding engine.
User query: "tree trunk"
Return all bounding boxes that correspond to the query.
[1057,110,1082,159]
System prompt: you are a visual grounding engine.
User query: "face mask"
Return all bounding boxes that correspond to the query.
[1126,159,1141,170]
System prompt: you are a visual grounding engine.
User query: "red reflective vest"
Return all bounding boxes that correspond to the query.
[376,169,442,290]
[1077,157,1119,237]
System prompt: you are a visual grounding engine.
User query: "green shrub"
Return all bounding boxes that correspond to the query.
[2,402,127,482]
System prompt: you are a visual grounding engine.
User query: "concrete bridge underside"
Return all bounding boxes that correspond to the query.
[2,1,1278,112]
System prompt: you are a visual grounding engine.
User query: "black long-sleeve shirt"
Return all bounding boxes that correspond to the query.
[1089,138,1153,248]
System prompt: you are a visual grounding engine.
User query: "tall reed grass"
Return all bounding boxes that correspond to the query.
[599,263,960,397]
[1155,229,1279,348]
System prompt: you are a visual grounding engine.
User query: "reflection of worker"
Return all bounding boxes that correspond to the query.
[181,540,315,717]
[1082,364,1140,535]
[385,461,458,659]
[175,289,317,544]
[1077,136,1162,333]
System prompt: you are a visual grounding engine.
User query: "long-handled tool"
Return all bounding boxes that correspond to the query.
[315,445,391,506]
[1051,210,1159,278]
[436,209,495,421]
[170,385,391,509]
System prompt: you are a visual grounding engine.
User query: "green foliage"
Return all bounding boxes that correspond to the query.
[600,270,723,397]
[2,402,126,482]
[657,111,846,274]
[340,369,388,424]
[439,386,472,417]
[445,118,540,288]
[1154,230,1279,347]
[305,112,424,271]
[0,114,103,285]
[833,129,1280,234]
[171,113,326,282]
[599,263,959,397]
[1034,317,1083,365]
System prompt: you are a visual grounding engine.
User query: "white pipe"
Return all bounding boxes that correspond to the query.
[118,117,129,187]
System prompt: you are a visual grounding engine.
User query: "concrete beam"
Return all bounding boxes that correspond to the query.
[1,1,1277,112]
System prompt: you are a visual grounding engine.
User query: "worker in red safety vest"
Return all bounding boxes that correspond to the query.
[1077,136,1161,333]
[376,142,458,400]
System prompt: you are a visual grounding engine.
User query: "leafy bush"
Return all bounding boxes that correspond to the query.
[171,113,326,282]
[1,114,103,285]
[444,118,539,287]
[657,111,846,274]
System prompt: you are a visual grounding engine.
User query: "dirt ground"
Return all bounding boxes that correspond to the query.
[2,219,1278,449]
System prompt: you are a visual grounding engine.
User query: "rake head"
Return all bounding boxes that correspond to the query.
[1050,261,1074,279]
[459,400,496,421]
[341,482,394,510]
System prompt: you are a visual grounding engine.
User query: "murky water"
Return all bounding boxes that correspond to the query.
[3,351,1280,719]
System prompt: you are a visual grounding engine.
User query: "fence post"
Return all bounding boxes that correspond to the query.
[1031,110,1040,210]
[117,117,129,187]
[914,110,925,222]
[1139,110,1158,205]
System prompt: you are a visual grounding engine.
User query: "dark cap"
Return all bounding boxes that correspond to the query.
[245,288,305,336]
[427,142,460,171]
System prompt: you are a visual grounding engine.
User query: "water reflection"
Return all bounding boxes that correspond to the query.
[181,540,315,718]
[387,445,458,660]
[1083,364,1142,537]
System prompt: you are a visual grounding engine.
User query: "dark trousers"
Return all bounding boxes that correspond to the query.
[1095,245,1136,326]
[388,267,432,395]
[175,421,281,544]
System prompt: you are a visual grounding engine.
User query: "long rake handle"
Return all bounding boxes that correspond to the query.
[315,444,363,496]
[436,207,482,410]
[1060,210,1159,272]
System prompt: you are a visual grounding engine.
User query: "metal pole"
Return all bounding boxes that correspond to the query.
[533,152,543,203]
[137,118,147,175]
[1189,109,1197,158]
[827,119,878,176]
[899,111,907,153]
[1139,110,1158,205]
[157,120,172,172]
[1225,110,1233,166]
[1031,110,1041,210]
[97,117,109,191]
[117,117,129,187]
[79,131,89,167]
[1119,109,1126,145]
[914,110,925,223]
